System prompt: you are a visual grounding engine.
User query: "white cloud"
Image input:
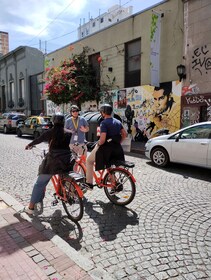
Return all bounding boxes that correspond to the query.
[0,0,161,52]
[0,0,88,36]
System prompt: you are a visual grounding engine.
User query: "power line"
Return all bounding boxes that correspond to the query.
[44,0,133,50]
[27,0,77,44]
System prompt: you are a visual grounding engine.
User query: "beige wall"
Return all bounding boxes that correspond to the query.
[184,0,211,93]
[47,0,184,89]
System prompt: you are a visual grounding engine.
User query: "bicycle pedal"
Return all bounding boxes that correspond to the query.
[51,199,58,206]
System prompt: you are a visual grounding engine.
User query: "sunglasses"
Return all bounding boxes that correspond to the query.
[72,110,79,113]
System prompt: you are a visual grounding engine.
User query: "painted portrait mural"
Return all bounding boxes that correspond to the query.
[113,81,182,142]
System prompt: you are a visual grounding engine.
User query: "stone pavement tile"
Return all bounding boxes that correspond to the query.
[0,200,94,280]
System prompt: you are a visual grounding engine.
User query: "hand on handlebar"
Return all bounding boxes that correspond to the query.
[25,145,33,150]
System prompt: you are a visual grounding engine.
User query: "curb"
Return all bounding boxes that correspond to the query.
[0,191,115,280]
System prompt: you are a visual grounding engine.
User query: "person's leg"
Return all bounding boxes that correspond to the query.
[78,144,87,156]
[86,145,98,184]
[70,144,77,154]
[28,174,52,209]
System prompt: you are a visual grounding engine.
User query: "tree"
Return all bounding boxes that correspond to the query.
[44,47,100,107]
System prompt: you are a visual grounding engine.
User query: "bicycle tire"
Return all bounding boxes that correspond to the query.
[103,168,136,206]
[61,178,84,222]
[73,161,86,176]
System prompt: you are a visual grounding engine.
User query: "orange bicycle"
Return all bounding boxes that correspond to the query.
[32,146,85,222]
[73,142,136,206]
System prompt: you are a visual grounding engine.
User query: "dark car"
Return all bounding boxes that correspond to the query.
[0,112,26,134]
[16,116,52,139]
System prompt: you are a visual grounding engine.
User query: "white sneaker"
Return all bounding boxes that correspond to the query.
[35,202,44,215]
[23,206,35,215]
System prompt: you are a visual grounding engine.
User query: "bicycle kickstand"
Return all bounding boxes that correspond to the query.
[51,193,59,206]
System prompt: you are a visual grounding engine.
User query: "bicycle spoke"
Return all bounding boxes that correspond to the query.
[61,179,83,222]
[103,168,136,206]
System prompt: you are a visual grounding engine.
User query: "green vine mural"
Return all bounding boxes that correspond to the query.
[150,13,159,42]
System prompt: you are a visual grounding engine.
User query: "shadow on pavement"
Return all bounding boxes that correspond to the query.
[146,161,211,183]
[36,209,83,251]
[83,198,139,241]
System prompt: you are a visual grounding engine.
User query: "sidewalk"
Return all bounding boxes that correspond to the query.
[0,191,114,280]
[130,140,146,154]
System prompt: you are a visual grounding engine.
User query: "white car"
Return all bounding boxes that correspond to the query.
[145,121,211,169]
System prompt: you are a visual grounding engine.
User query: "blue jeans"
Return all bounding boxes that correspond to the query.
[30,174,52,204]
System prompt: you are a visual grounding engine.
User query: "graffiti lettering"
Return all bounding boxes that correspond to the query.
[192,45,211,75]
[185,96,205,105]
[204,98,211,106]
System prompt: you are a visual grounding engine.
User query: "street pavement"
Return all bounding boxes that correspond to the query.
[0,133,211,280]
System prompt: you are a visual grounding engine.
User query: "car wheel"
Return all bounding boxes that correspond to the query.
[3,126,8,134]
[34,131,40,139]
[151,147,169,167]
[17,128,22,137]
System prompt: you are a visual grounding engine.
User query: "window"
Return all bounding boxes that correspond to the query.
[174,124,211,140]
[100,18,104,23]
[19,79,24,99]
[9,81,14,100]
[92,22,95,27]
[125,39,141,88]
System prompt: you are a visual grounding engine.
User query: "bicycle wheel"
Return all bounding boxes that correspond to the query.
[61,178,84,222]
[103,168,136,206]
[73,161,86,176]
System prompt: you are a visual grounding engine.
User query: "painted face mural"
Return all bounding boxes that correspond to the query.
[112,81,182,142]
[152,89,169,116]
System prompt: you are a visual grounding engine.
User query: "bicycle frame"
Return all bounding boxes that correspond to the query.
[51,174,84,199]
[75,154,136,188]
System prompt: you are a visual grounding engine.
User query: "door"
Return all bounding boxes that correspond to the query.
[171,124,211,167]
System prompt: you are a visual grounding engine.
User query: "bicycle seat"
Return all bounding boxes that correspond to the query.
[110,160,135,168]
[68,171,85,182]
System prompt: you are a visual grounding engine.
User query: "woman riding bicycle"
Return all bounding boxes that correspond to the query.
[84,104,127,190]
[24,113,74,215]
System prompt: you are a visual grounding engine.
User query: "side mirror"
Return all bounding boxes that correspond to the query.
[175,134,180,142]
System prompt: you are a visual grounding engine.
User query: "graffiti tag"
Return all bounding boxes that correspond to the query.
[192,45,211,75]
[185,95,206,105]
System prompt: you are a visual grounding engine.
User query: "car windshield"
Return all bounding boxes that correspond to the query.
[40,117,51,124]
[12,115,25,120]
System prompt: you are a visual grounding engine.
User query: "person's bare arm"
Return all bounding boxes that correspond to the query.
[64,127,74,133]
[120,127,127,143]
[80,125,89,132]
[98,132,106,146]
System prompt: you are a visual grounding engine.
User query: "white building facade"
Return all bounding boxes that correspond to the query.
[78,5,133,39]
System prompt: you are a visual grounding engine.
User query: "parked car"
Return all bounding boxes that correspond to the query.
[16,116,52,139]
[145,121,211,169]
[0,112,26,134]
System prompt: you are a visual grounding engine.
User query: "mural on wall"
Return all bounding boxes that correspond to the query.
[113,81,182,141]
[117,89,127,109]
[182,84,200,96]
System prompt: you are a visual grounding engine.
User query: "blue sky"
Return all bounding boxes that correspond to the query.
[0,0,163,54]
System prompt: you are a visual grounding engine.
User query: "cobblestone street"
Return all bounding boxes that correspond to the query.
[0,133,211,280]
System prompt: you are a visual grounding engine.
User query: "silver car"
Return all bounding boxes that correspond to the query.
[145,121,211,169]
[0,112,26,134]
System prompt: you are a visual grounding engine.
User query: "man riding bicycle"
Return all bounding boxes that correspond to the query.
[84,104,127,191]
